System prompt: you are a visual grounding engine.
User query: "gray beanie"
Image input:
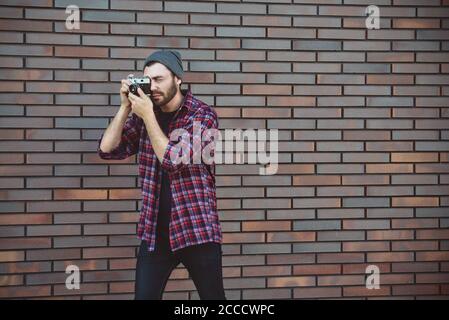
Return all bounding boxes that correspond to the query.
[143,50,184,79]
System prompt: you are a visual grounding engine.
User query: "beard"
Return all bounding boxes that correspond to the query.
[151,78,178,107]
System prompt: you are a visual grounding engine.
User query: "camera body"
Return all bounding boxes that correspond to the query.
[128,75,151,96]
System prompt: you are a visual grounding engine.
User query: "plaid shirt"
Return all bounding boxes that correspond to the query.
[97,89,222,252]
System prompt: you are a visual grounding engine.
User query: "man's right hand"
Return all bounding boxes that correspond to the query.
[120,76,133,111]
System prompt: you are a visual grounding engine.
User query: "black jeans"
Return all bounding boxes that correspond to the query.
[134,240,227,300]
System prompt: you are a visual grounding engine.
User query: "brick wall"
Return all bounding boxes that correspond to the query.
[1,0,449,300]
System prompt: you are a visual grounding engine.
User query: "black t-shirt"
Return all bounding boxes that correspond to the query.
[155,108,178,252]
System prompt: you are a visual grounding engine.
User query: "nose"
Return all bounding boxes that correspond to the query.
[150,79,158,93]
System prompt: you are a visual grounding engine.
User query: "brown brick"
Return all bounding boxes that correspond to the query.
[368,252,414,263]
[223,232,265,244]
[0,251,24,263]
[267,231,315,243]
[368,230,414,240]
[26,249,81,261]
[391,152,439,162]
[392,241,438,251]
[242,221,291,232]
[267,276,315,288]
[366,163,413,173]
[318,253,364,264]
[243,15,291,27]
[293,175,340,186]
[0,261,51,274]
[243,265,290,277]
[244,288,291,299]
[293,264,340,275]
[392,262,438,273]
[343,220,390,230]
[344,286,391,297]
[0,19,52,32]
[26,82,80,93]
[343,263,390,274]
[416,251,449,262]
[27,225,80,237]
[27,33,80,45]
[394,18,440,29]
[0,285,51,298]
[416,229,449,240]
[242,107,291,118]
[54,189,107,200]
[266,253,315,265]
[318,275,364,286]
[267,96,316,107]
[392,197,439,207]
[367,52,414,62]
[0,214,52,225]
[83,247,135,259]
[243,198,291,209]
[391,218,438,229]
[243,85,291,95]
[393,284,439,296]
[0,238,51,250]
[294,287,342,299]
[343,241,390,252]
[55,46,109,58]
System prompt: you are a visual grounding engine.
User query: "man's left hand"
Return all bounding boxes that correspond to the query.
[128,87,154,121]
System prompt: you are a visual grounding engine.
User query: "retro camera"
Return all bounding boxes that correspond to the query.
[127,74,151,97]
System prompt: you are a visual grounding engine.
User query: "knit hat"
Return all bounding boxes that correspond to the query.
[143,50,184,79]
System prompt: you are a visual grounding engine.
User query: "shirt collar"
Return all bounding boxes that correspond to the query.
[180,88,193,111]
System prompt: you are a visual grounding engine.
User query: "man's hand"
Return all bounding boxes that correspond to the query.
[119,76,133,111]
[130,86,168,163]
[128,87,154,121]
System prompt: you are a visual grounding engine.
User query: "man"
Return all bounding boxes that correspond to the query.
[97,50,226,300]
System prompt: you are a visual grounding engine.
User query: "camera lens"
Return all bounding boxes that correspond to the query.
[129,83,138,95]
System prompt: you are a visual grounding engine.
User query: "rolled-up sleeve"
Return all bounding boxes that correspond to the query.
[161,108,218,174]
[97,112,142,160]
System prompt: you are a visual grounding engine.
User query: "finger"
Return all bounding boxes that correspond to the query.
[137,87,146,98]
[138,87,151,102]
[120,82,130,91]
[120,84,129,94]
[129,92,142,103]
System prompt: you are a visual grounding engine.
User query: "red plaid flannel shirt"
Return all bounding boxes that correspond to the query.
[97,89,222,252]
